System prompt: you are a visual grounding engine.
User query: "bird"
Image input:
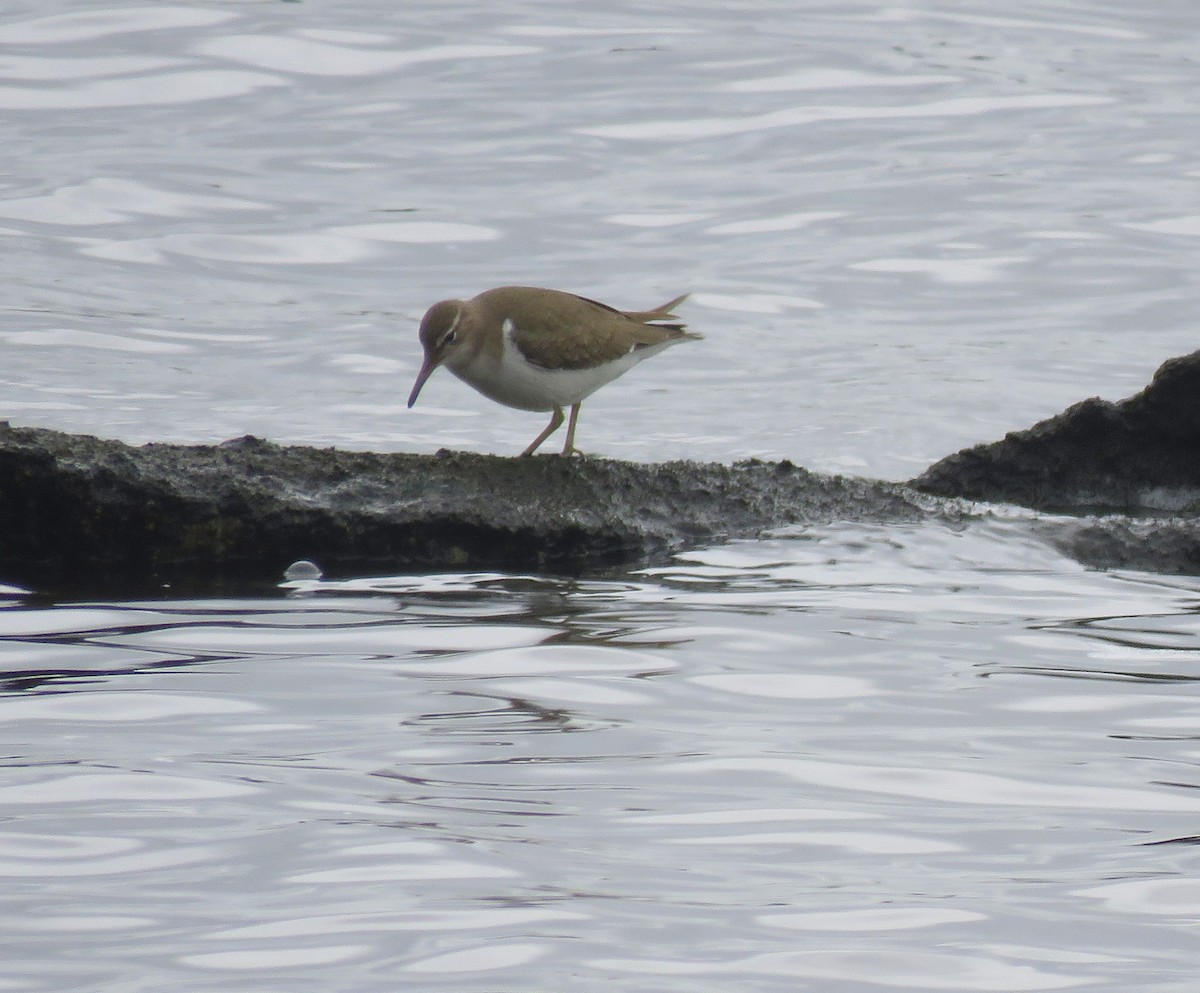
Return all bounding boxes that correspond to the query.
[406,285,699,456]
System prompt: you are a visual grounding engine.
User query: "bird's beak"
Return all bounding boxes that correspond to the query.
[407,357,437,408]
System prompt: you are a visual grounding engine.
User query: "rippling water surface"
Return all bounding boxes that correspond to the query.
[4,2,1200,990]
[4,524,1200,990]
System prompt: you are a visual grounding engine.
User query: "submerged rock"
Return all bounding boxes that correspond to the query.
[1038,516,1200,577]
[0,424,924,590]
[914,350,1200,512]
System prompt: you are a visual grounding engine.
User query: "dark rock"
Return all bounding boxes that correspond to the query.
[913,350,1200,512]
[0,424,925,592]
[911,349,1200,576]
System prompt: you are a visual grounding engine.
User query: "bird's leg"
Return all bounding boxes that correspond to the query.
[561,402,583,456]
[521,406,564,456]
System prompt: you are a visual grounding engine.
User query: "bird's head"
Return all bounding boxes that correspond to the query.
[407,299,468,407]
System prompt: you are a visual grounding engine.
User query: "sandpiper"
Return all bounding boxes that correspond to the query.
[406,285,699,456]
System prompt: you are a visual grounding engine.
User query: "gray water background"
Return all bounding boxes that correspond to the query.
[3,2,1200,990]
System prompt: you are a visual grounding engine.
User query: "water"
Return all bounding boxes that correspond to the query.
[3,2,1200,990]
[4,524,1200,990]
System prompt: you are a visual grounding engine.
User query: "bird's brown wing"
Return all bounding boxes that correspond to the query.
[485,287,691,371]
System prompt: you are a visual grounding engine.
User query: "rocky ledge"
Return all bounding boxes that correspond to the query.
[0,425,924,590]
[2,350,1198,592]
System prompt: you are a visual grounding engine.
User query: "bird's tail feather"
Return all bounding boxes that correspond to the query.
[623,292,690,325]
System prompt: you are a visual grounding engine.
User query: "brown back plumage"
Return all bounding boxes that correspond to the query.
[475,286,698,371]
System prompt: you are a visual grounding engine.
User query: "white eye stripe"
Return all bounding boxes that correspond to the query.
[441,307,462,346]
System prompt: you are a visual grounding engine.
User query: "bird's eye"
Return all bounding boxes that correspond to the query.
[442,330,456,346]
